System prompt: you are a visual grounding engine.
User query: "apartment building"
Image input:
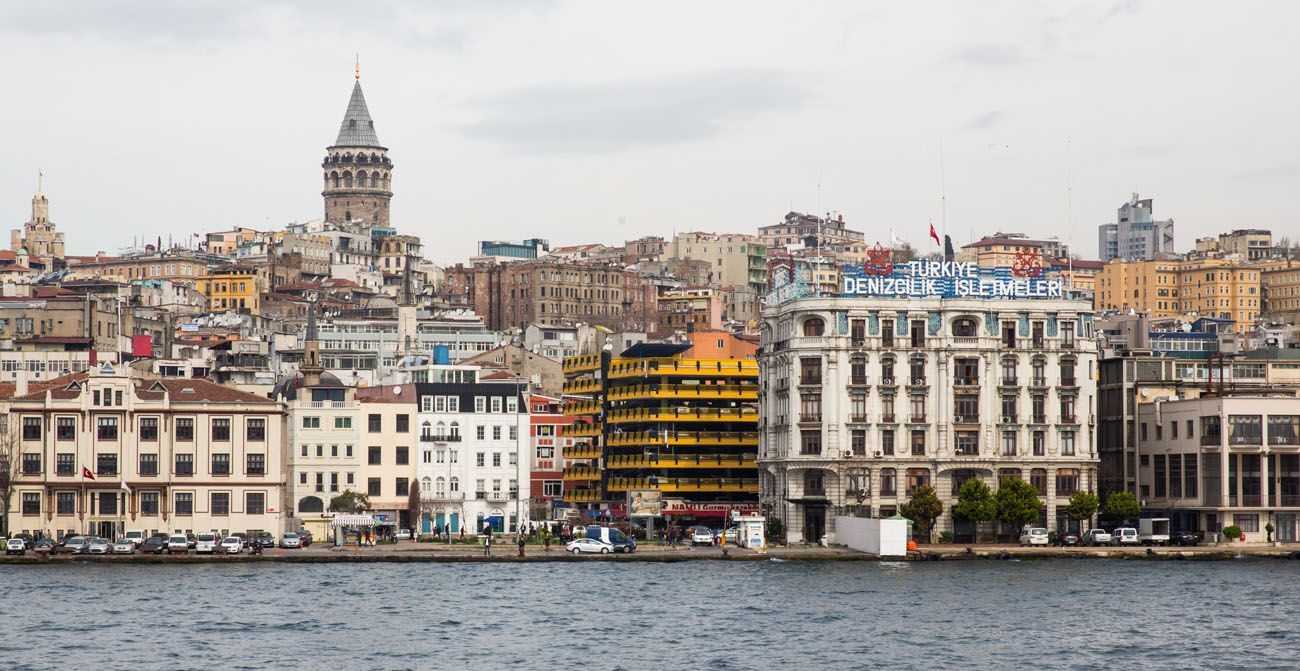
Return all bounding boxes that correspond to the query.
[528,394,577,522]
[663,232,767,296]
[443,259,626,332]
[759,293,1098,543]
[415,380,530,535]
[5,365,285,539]
[279,371,362,540]
[1096,258,1267,331]
[197,267,264,315]
[357,386,418,530]
[1135,393,1300,542]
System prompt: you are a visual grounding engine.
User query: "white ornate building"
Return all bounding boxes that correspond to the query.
[758,292,1099,543]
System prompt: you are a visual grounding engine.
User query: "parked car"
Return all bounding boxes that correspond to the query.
[139,536,168,554]
[298,530,313,547]
[87,538,111,555]
[395,528,412,541]
[585,526,636,553]
[1082,529,1112,546]
[1019,527,1050,546]
[251,532,275,549]
[122,530,146,547]
[687,526,715,546]
[5,538,25,555]
[166,534,190,554]
[280,532,302,549]
[565,538,614,555]
[195,533,221,554]
[1170,530,1200,547]
[111,539,136,555]
[33,539,55,555]
[59,536,90,555]
[719,526,741,544]
[1057,532,1080,547]
[1111,527,1140,546]
[220,537,244,554]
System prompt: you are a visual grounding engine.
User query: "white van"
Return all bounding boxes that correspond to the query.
[195,532,221,554]
[1111,527,1140,546]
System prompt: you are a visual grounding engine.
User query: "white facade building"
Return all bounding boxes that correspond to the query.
[415,380,531,535]
[759,294,1099,543]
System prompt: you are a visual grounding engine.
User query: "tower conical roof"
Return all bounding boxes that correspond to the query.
[333,80,381,147]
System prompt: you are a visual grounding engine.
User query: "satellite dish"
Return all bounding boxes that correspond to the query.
[393,386,402,395]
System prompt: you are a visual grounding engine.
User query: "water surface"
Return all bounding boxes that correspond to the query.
[1,559,1296,670]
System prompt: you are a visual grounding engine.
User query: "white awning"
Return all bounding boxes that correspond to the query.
[332,514,376,527]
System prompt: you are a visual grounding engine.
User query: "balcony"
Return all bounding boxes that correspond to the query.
[606,407,758,424]
[607,476,759,493]
[562,353,601,374]
[607,357,758,380]
[1200,434,1222,447]
[1000,377,1018,387]
[562,375,601,395]
[1270,435,1300,446]
[604,453,757,469]
[999,415,1019,425]
[1031,415,1048,425]
[562,399,601,416]
[565,443,602,460]
[909,414,927,424]
[799,376,822,388]
[954,377,980,387]
[1060,415,1078,425]
[1030,377,1047,388]
[606,430,759,448]
[879,377,897,388]
[308,400,359,409]
[419,434,462,443]
[562,466,601,481]
[952,415,980,425]
[1229,435,1262,446]
[561,422,603,438]
[908,378,928,388]
[563,488,603,503]
[608,383,759,402]
[849,414,869,424]
[879,414,897,424]
[1059,377,1078,388]
[420,491,465,503]
[849,375,870,386]
[799,414,822,425]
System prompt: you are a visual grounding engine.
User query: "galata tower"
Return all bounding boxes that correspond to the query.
[322,66,392,226]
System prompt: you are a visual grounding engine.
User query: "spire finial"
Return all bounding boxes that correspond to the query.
[355,54,360,81]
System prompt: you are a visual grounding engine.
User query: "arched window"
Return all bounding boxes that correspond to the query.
[1031,357,1047,385]
[421,477,432,491]
[1000,356,1018,384]
[450,422,460,437]
[951,469,978,495]
[421,421,432,439]
[449,477,460,492]
[329,171,339,188]
[297,496,324,514]
[845,469,871,496]
[953,317,978,337]
[802,317,825,337]
[905,468,931,494]
[435,477,445,495]
[343,171,353,188]
[880,468,897,496]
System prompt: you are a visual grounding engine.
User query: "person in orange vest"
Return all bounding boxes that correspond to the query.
[907,539,918,552]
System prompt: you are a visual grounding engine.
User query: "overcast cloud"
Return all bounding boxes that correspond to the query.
[0,0,1296,263]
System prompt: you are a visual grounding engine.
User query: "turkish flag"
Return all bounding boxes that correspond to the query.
[929,223,941,245]
[82,467,96,480]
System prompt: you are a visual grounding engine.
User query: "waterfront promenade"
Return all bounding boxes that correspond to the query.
[5,540,1300,564]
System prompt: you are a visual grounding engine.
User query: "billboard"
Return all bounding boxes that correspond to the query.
[627,490,663,516]
[841,258,1064,300]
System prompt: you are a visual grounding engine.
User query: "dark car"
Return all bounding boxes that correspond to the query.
[139,536,168,554]
[33,539,56,555]
[1170,530,1200,547]
[1057,532,1080,547]
[298,530,313,547]
[253,532,276,549]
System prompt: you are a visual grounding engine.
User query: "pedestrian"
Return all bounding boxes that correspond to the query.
[517,536,526,558]
[543,530,551,552]
[483,523,493,556]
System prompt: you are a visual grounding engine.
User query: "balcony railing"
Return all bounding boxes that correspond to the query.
[1031,377,1047,387]
[799,414,822,424]
[908,378,927,387]
[1060,415,1078,425]
[1229,435,1262,446]
[1060,377,1078,387]
[954,377,979,386]
[419,434,462,443]
[849,414,869,423]
[1269,435,1300,446]
[1031,415,1048,424]
[849,375,870,386]
[1200,434,1222,446]
[909,414,927,423]
[420,491,465,502]
[800,376,822,386]
[880,414,896,423]
[1000,377,1018,386]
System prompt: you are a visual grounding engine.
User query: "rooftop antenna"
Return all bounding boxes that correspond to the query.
[939,137,947,244]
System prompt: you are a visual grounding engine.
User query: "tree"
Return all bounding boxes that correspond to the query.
[406,478,422,534]
[1102,491,1140,523]
[952,478,996,542]
[0,417,19,537]
[899,484,943,541]
[328,489,371,514]
[1067,491,1100,530]
[995,477,1044,536]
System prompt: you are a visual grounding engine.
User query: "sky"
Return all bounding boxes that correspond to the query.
[1,0,1297,264]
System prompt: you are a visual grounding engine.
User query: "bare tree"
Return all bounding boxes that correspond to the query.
[0,417,20,537]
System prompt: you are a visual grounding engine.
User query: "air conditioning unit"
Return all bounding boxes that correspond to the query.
[881,377,895,385]
[953,416,966,423]
[1001,416,1014,424]
[873,450,883,458]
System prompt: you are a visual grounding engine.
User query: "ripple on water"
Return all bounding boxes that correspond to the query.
[3,560,1299,669]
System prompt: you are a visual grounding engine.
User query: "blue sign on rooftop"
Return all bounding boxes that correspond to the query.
[841,260,1065,300]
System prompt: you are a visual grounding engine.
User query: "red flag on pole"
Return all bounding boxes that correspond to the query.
[82,466,96,480]
[929,223,941,246]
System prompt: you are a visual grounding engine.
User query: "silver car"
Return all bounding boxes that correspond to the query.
[87,537,111,554]
[111,539,136,554]
[280,532,302,549]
